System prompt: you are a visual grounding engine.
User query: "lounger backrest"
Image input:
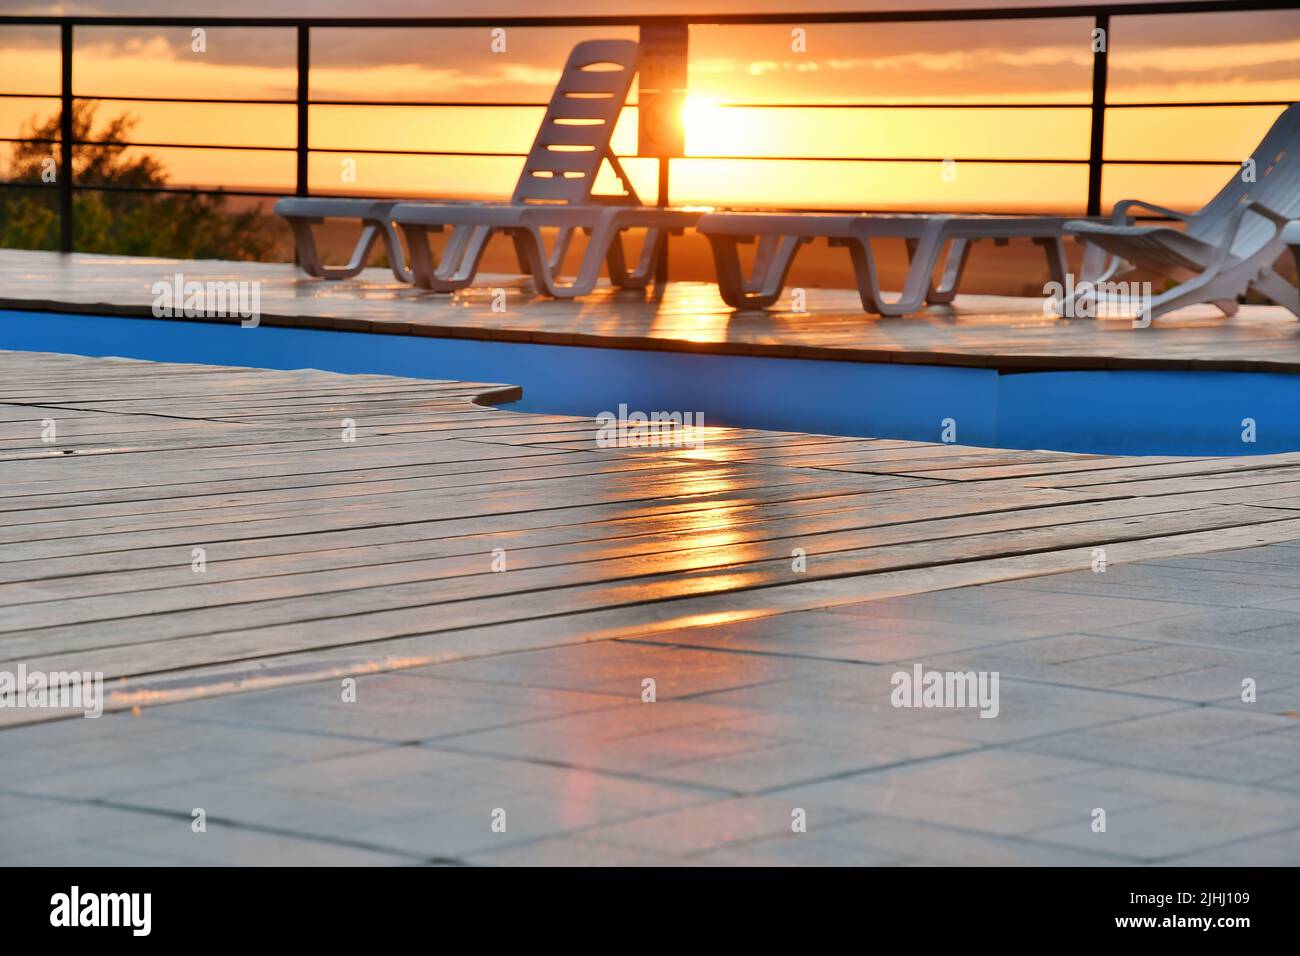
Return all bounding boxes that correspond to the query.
[511,39,639,205]
[1189,104,1300,258]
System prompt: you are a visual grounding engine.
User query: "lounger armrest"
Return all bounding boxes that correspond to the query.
[1198,200,1289,277]
[1236,200,1290,227]
[1110,199,1194,225]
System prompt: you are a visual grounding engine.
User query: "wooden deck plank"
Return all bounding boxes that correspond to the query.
[4,347,1300,720]
[5,248,1300,373]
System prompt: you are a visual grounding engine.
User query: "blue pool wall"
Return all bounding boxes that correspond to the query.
[2,308,1296,456]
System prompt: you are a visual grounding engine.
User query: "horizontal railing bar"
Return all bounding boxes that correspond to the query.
[74,139,297,152]
[0,180,282,197]
[675,155,1242,165]
[3,91,1291,111]
[1,180,1193,221]
[309,98,559,108]
[70,94,295,105]
[0,137,1247,165]
[1,1,1296,28]
[47,182,288,197]
[712,100,1298,109]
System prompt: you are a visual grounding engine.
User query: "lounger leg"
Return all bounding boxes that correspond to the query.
[927,238,973,305]
[605,228,665,289]
[701,233,802,309]
[1143,272,1229,323]
[1250,266,1300,317]
[287,218,326,277]
[399,223,438,289]
[845,237,890,314]
[510,225,560,296]
[848,220,945,316]
[548,228,576,274]
[287,217,381,280]
[705,234,752,308]
[903,237,940,303]
[433,224,496,290]
[531,219,626,299]
[1036,236,1070,289]
[1078,240,1113,284]
[510,233,534,276]
[398,222,489,292]
[378,219,413,283]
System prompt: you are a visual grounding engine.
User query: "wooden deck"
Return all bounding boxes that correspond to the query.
[7,347,1300,725]
[2,248,1300,372]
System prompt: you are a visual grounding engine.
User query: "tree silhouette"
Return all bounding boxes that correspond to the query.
[1,102,274,259]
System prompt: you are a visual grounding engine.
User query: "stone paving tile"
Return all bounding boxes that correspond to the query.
[1151,545,1300,568]
[465,835,691,867]
[688,833,913,866]
[0,711,172,757]
[919,647,1199,691]
[394,757,716,815]
[368,672,629,713]
[90,822,412,866]
[1114,667,1300,702]
[5,842,193,867]
[1051,766,1300,819]
[7,748,295,800]
[651,741,905,793]
[434,720,787,775]
[1091,608,1300,652]
[1202,723,1300,760]
[779,779,1098,838]
[1267,770,1300,791]
[0,802,164,864]
[950,632,1162,665]
[572,796,864,856]
[1018,734,1290,783]
[885,697,1177,747]
[233,744,493,793]
[133,715,384,760]
[994,568,1300,608]
[1027,801,1297,862]
[713,713,971,762]
[813,816,1120,866]
[0,791,53,822]
[6,543,1300,865]
[767,753,1160,841]
[1062,706,1298,747]
[1166,826,1300,865]
[837,750,1097,796]
[353,792,641,859]
[109,779,422,848]
[178,694,559,743]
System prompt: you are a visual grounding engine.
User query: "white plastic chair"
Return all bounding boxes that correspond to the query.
[1064,104,1300,320]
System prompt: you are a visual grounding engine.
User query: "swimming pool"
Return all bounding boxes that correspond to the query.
[3,308,1297,456]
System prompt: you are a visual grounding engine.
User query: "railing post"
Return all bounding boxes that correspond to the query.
[1086,13,1110,218]
[296,24,309,197]
[59,22,73,253]
[638,22,688,284]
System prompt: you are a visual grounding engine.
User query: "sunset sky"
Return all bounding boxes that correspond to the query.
[2,1,1298,212]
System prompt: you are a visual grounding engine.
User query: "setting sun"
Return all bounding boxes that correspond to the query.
[681,96,727,153]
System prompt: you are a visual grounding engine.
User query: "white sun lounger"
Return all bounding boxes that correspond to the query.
[388,39,700,297]
[1064,104,1300,321]
[273,39,675,287]
[697,212,1092,314]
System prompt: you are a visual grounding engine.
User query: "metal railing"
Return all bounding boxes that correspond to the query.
[0,1,1297,256]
